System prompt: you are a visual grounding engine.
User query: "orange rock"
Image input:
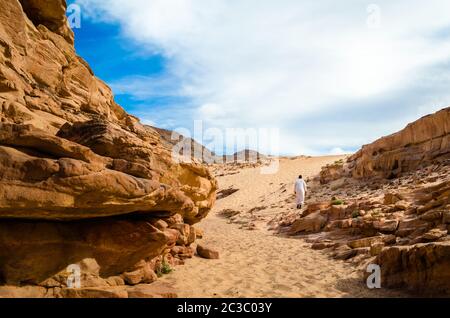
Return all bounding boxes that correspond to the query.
[375,242,450,295]
[288,211,327,234]
[0,0,217,289]
[349,107,450,179]
[197,244,220,259]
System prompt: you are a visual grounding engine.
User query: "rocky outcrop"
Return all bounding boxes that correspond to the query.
[374,243,450,295]
[0,0,216,296]
[348,107,450,179]
[153,126,219,164]
[319,159,347,184]
[0,219,176,285]
[278,161,450,295]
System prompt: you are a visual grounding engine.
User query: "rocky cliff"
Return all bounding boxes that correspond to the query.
[348,107,450,179]
[0,0,217,297]
[280,108,450,296]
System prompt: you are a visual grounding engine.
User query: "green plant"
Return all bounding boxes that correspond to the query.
[351,210,360,218]
[331,199,344,205]
[161,261,172,274]
[156,260,173,277]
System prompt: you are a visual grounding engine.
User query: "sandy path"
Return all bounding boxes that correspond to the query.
[160,156,406,297]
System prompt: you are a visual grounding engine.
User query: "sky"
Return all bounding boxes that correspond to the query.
[68,0,450,156]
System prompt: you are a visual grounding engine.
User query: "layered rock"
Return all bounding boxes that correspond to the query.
[0,0,217,296]
[374,242,450,295]
[348,107,450,179]
[275,109,450,295]
[279,165,450,295]
[319,159,347,184]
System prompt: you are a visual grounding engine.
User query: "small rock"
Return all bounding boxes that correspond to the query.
[59,287,128,298]
[394,200,410,211]
[197,244,220,259]
[122,269,145,286]
[384,193,401,205]
[311,242,335,250]
[105,276,125,287]
[195,228,204,239]
[127,282,177,298]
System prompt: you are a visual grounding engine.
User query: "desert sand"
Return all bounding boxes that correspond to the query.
[160,156,407,297]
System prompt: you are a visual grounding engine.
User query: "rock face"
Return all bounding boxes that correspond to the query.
[319,159,346,184]
[374,243,450,295]
[0,0,217,295]
[348,107,450,179]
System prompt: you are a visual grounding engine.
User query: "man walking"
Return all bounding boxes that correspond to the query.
[294,175,307,209]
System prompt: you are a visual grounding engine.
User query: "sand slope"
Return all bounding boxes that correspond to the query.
[160,156,406,297]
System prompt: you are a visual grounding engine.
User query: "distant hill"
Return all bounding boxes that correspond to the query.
[222,149,268,163]
[150,126,268,164]
[150,126,219,164]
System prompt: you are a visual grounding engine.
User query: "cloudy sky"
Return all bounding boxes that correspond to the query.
[69,0,450,155]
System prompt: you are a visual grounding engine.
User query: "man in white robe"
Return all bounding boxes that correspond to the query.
[294,175,307,209]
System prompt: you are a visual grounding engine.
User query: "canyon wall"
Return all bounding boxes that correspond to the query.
[0,0,216,296]
[348,107,450,179]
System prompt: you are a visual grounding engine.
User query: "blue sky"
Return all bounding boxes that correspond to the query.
[68,0,450,155]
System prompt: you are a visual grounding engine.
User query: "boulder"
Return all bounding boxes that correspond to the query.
[288,211,327,234]
[375,243,450,295]
[196,244,220,259]
[332,245,357,260]
[171,246,195,260]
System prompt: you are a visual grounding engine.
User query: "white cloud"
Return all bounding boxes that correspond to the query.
[329,147,349,156]
[77,0,450,154]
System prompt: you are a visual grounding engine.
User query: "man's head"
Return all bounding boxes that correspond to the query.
[299,175,303,179]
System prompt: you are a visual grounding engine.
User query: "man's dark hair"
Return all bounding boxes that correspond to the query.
[299,175,303,179]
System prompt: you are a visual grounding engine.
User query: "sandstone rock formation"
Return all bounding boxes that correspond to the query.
[275,108,450,296]
[348,107,450,179]
[319,159,347,184]
[196,244,220,259]
[374,242,450,295]
[280,165,450,295]
[0,0,216,297]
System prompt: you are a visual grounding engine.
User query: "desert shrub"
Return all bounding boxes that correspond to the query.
[156,260,173,277]
[331,199,345,205]
[351,210,360,218]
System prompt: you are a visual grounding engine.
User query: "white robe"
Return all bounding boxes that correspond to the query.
[294,179,307,205]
